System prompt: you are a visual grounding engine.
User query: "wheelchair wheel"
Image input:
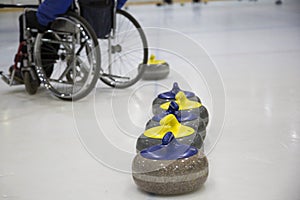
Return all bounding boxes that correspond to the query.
[24,71,39,95]
[100,9,148,88]
[34,12,101,101]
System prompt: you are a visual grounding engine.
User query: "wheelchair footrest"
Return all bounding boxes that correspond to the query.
[0,71,23,86]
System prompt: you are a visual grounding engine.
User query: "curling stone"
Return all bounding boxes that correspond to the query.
[154,91,209,126]
[140,54,170,80]
[146,101,206,140]
[132,132,209,195]
[152,82,201,114]
[136,114,203,151]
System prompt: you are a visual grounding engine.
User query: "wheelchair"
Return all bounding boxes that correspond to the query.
[0,0,148,100]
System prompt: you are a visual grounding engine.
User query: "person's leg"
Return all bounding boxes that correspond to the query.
[9,10,51,82]
[25,11,55,78]
[19,13,25,42]
[19,10,47,42]
[10,11,43,81]
[7,13,27,82]
[26,10,47,30]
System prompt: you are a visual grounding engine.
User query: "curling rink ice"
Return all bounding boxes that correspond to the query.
[0,0,300,199]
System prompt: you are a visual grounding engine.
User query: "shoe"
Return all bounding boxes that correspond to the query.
[9,65,24,83]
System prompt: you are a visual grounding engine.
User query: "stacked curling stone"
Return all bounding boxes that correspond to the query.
[136,114,203,151]
[145,101,206,140]
[132,132,209,195]
[152,82,209,126]
[132,83,209,195]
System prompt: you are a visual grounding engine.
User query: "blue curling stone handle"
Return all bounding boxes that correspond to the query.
[140,132,198,160]
[158,82,195,99]
[152,101,198,122]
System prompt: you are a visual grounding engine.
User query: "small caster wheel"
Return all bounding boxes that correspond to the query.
[24,71,39,95]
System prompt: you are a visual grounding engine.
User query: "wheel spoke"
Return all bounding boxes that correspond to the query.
[34,12,100,100]
[100,10,147,88]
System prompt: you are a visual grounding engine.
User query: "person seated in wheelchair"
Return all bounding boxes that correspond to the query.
[8,0,73,83]
[8,0,127,83]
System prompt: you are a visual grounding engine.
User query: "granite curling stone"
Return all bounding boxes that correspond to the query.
[139,54,170,80]
[152,82,201,114]
[146,101,206,140]
[154,91,209,126]
[136,114,203,151]
[132,132,209,195]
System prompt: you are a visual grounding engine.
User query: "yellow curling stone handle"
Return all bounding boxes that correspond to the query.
[143,114,194,139]
[148,54,166,65]
[160,91,202,110]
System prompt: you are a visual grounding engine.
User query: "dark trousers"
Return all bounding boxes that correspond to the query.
[19,10,46,42]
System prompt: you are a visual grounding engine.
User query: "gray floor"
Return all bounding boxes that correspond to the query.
[1,0,300,200]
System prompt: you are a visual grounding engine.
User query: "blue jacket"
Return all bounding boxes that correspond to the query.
[37,0,127,27]
[117,0,127,9]
[37,0,73,27]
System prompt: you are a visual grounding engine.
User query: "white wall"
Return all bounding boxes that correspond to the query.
[1,0,38,3]
[0,0,159,5]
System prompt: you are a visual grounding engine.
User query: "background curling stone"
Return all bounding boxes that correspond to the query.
[139,54,170,80]
[152,82,201,114]
[154,91,209,126]
[146,101,206,140]
[136,114,203,151]
[132,132,209,195]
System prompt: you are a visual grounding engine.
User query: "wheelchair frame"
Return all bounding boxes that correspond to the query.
[0,0,148,100]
